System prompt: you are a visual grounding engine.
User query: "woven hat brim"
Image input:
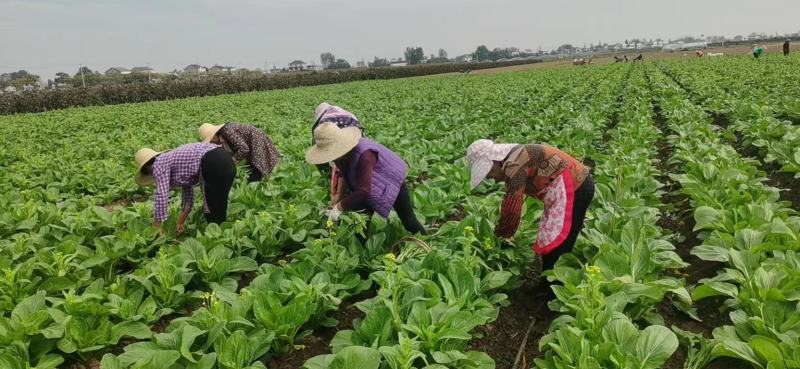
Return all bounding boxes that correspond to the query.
[305,128,361,164]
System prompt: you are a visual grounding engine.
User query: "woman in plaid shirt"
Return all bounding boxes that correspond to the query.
[134,142,236,235]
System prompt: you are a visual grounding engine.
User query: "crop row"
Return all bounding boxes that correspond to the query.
[532,65,686,369]
[649,65,800,369]
[657,58,800,177]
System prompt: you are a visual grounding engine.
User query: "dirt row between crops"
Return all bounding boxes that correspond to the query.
[645,73,738,369]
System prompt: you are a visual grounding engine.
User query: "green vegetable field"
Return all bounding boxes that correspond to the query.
[1,55,799,369]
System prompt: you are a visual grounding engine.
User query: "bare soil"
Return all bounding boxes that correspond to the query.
[469,266,555,369]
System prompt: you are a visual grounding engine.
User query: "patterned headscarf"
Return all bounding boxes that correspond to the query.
[467,139,518,190]
[313,102,362,132]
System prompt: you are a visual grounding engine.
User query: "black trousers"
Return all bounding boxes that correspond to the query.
[541,176,595,271]
[358,182,427,241]
[201,148,236,224]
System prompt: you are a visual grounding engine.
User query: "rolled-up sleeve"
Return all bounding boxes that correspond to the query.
[180,185,194,212]
[153,165,171,223]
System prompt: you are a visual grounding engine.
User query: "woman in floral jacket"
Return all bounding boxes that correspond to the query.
[467,139,595,271]
[198,122,280,182]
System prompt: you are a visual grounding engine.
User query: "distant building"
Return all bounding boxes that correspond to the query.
[269,67,283,74]
[389,61,407,67]
[3,86,16,93]
[287,60,306,72]
[306,63,324,72]
[356,61,366,68]
[184,64,208,74]
[105,67,131,76]
[131,66,154,74]
[209,65,235,73]
[662,41,708,51]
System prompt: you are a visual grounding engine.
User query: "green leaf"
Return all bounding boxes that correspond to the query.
[750,336,783,365]
[633,325,678,369]
[694,206,720,231]
[303,354,335,369]
[329,346,381,369]
[480,271,512,292]
[431,350,467,364]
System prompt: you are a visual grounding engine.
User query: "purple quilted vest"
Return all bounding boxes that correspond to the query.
[346,138,408,218]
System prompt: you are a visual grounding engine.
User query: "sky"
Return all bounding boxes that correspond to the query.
[2,0,799,79]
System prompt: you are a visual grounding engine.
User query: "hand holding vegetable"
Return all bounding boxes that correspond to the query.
[326,204,343,221]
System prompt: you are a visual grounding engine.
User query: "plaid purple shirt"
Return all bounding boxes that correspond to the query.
[152,143,218,222]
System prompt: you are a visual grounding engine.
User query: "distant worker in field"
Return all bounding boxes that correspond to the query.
[306,123,427,236]
[753,44,766,59]
[696,49,705,58]
[467,140,595,272]
[784,39,791,56]
[198,122,280,182]
[134,142,236,235]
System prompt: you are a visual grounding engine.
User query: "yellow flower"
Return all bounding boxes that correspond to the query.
[385,253,396,262]
[464,226,475,238]
[483,239,494,251]
[326,219,334,229]
[586,265,601,277]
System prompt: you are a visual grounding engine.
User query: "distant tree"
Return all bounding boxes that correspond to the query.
[438,48,448,59]
[320,52,335,68]
[369,57,390,67]
[473,45,490,62]
[404,47,425,65]
[1,70,41,88]
[54,72,71,84]
[71,67,102,88]
[328,59,351,69]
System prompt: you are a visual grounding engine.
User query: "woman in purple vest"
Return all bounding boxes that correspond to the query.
[305,123,427,235]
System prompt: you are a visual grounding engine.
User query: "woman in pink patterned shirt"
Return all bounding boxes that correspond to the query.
[134,142,236,235]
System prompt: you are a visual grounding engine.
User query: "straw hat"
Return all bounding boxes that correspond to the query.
[134,148,161,186]
[198,123,224,143]
[466,139,518,190]
[305,123,361,164]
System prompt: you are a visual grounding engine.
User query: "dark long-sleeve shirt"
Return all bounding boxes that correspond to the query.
[218,123,279,178]
[335,151,377,211]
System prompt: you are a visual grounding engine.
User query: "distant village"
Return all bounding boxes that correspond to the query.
[2,31,798,95]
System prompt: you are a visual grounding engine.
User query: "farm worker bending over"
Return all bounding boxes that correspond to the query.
[310,102,366,204]
[134,142,236,235]
[753,45,766,59]
[305,123,427,235]
[197,122,279,182]
[467,140,595,271]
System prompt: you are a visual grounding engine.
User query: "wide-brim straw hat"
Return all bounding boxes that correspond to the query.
[466,139,518,190]
[198,123,224,143]
[134,148,161,186]
[305,123,362,165]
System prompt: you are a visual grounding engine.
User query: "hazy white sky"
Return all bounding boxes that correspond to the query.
[2,0,798,79]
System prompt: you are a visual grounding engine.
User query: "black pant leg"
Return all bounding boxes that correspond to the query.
[201,148,237,224]
[392,183,427,235]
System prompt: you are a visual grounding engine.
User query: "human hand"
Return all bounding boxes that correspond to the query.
[176,222,185,236]
[326,206,343,221]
